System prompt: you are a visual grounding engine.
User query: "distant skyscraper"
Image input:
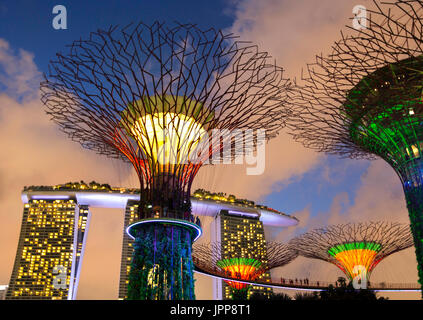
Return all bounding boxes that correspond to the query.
[6,199,90,300]
[211,210,273,300]
[14,183,297,299]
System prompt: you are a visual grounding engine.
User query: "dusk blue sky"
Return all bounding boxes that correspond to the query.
[0,0,370,219]
[0,0,418,299]
[0,0,233,72]
[265,157,368,217]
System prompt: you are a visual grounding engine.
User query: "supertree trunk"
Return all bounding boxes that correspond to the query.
[137,172,193,220]
[404,189,423,292]
[397,160,423,291]
[40,21,291,300]
[286,0,423,296]
[230,287,249,300]
[127,223,195,300]
[289,221,414,292]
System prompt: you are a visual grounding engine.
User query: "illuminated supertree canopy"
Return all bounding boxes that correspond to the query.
[217,258,263,293]
[288,0,423,292]
[289,222,414,283]
[192,242,297,299]
[40,22,292,300]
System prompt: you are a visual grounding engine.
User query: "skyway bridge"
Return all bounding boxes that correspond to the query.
[194,265,421,293]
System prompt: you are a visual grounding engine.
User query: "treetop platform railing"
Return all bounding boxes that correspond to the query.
[193,260,421,292]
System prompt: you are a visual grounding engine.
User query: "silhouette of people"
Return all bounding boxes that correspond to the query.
[195,216,201,228]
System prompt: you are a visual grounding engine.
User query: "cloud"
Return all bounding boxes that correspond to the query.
[269,160,419,299]
[0,7,336,301]
[0,38,129,298]
[1,0,418,300]
[0,1,333,299]
[329,161,409,224]
[229,0,373,80]
[0,39,41,101]
[200,0,381,203]
[192,133,322,201]
[226,0,420,299]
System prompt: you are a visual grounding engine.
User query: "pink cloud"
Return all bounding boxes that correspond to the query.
[228,0,419,299]
[0,38,129,298]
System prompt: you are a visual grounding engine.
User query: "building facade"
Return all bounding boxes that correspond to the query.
[9,183,297,299]
[6,199,90,300]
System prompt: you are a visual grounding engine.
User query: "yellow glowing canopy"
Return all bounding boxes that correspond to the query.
[121,95,214,170]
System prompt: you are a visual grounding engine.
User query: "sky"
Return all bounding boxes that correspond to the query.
[0,0,419,300]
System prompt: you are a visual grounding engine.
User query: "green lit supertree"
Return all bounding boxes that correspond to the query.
[288,0,423,294]
[40,22,291,299]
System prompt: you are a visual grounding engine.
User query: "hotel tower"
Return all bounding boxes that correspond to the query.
[7,183,297,299]
[6,198,90,299]
[211,209,273,299]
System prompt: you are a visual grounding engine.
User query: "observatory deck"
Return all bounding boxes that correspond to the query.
[21,183,298,227]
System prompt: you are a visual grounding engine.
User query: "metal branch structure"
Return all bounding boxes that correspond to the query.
[288,0,423,292]
[290,221,414,284]
[40,21,291,300]
[192,242,297,299]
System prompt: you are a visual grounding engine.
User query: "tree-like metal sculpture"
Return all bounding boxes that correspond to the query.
[288,0,423,292]
[290,222,414,284]
[192,242,297,299]
[40,22,291,300]
[216,258,264,299]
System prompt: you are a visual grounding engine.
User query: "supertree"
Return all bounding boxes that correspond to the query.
[288,0,423,292]
[192,242,297,299]
[40,22,291,300]
[289,222,413,285]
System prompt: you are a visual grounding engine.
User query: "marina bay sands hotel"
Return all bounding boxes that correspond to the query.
[5,182,298,300]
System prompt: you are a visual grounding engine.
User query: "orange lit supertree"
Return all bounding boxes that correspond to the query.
[290,222,413,285]
[40,22,292,300]
[288,0,423,293]
[192,242,297,299]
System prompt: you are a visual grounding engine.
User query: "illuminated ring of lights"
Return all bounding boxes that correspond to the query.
[126,218,202,242]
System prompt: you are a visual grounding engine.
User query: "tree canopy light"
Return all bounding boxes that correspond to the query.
[327,242,382,281]
[40,21,292,300]
[288,0,423,294]
[346,56,423,168]
[192,242,297,299]
[290,222,413,284]
[217,258,264,294]
[121,95,213,176]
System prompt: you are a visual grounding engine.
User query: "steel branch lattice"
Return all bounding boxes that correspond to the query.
[288,0,423,293]
[289,221,414,280]
[40,21,292,220]
[192,241,298,275]
[289,0,423,159]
